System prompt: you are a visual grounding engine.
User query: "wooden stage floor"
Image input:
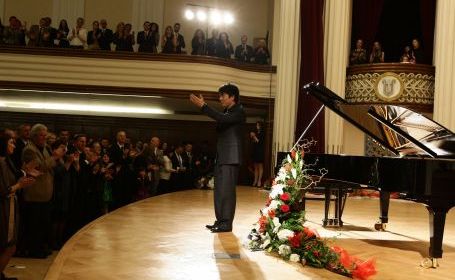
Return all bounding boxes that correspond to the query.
[11,186,455,280]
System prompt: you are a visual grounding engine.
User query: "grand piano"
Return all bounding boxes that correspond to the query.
[299,82,455,267]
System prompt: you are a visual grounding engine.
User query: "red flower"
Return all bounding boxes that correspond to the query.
[258,215,268,233]
[291,149,296,159]
[313,250,319,257]
[265,197,271,206]
[301,150,305,158]
[280,193,290,202]
[288,232,303,248]
[268,209,276,219]
[352,259,377,280]
[303,227,318,238]
[280,204,290,213]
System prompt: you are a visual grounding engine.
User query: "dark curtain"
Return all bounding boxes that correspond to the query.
[420,0,436,64]
[351,0,385,51]
[295,0,325,153]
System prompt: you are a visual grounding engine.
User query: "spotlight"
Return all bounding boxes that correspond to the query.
[223,12,234,25]
[209,10,221,25]
[185,10,194,20]
[196,10,207,22]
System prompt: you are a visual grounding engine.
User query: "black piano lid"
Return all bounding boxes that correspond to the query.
[302,82,455,158]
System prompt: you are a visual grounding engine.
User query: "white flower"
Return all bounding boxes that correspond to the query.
[269,199,280,210]
[261,207,270,216]
[278,244,291,257]
[291,168,297,179]
[277,229,294,241]
[270,184,285,199]
[260,233,271,249]
[289,253,300,262]
[272,217,281,233]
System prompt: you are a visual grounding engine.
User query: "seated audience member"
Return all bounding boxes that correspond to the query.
[206,29,219,56]
[161,25,177,53]
[254,39,270,65]
[98,19,113,51]
[173,23,185,54]
[400,45,414,63]
[235,35,254,63]
[215,32,234,59]
[137,21,155,53]
[411,38,425,64]
[350,39,367,65]
[369,41,384,63]
[191,29,206,55]
[55,19,70,48]
[3,16,26,46]
[87,20,101,50]
[67,17,87,49]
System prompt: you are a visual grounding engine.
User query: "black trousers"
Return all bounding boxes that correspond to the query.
[214,164,239,227]
[23,201,51,255]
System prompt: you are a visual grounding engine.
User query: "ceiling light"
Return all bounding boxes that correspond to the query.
[185,10,194,20]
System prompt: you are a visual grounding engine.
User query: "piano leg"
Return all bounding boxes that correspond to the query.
[420,206,449,268]
[375,191,390,230]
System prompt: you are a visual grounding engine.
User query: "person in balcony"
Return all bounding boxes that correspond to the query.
[87,20,101,50]
[137,21,155,53]
[55,19,70,48]
[206,28,219,56]
[113,22,134,52]
[173,23,185,54]
[369,41,384,63]
[3,16,26,46]
[235,35,254,63]
[150,22,160,53]
[161,25,177,54]
[98,19,113,51]
[67,17,87,49]
[349,39,367,65]
[191,29,206,55]
[400,45,414,63]
[215,32,234,59]
[253,39,270,65]
[410,38,425,64]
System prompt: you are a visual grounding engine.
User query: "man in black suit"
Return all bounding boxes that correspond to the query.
[98,19,113,51]
[235,35,254,62]
[12,124,31,168]
[190,83,246,232]
[173,23,186,53]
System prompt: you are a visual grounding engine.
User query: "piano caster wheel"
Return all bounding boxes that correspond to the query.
[420,258,439,268]
[374,222,387,231]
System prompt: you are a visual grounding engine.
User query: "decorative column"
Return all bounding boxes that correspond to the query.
[323,0,352,154]
[433,0,455,131]
[52,0,85,29]
[272,0,300,154]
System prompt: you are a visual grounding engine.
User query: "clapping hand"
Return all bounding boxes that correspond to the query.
[189,94,206,108]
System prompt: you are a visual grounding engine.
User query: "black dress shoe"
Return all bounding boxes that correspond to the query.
[205,221,219,230]
[210,225,232,233]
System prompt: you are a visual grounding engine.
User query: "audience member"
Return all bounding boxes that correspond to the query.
[68,17,87,49]
[158,148,175,194]
[350,39,367,65]
[191,29,205,55]
[98,19,113,51]
[55,19,70,48]
[253,39,270,65]
[400,45,414,63]
[235,35,254,63]
[411,38,424,64]
[87,20,101,50]
[216,32,234,59]
[137,21,155,53]
[206,29,219,56]
[0,131,36,279]
[161,25,177,53]
[3,16,26,46]
[173,23,185,54]
[250,121,265,187]
[369,41,384,63]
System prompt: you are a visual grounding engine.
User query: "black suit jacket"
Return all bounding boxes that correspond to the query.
[175,33,185,53]
[201,103,246,165]
[137,31,158,52]
[235,44,254,62]
[98,29,113,50]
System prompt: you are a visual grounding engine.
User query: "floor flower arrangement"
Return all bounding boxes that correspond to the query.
[248,146,377,279]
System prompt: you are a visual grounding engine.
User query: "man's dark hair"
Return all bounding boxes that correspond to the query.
[218,83,239,103]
